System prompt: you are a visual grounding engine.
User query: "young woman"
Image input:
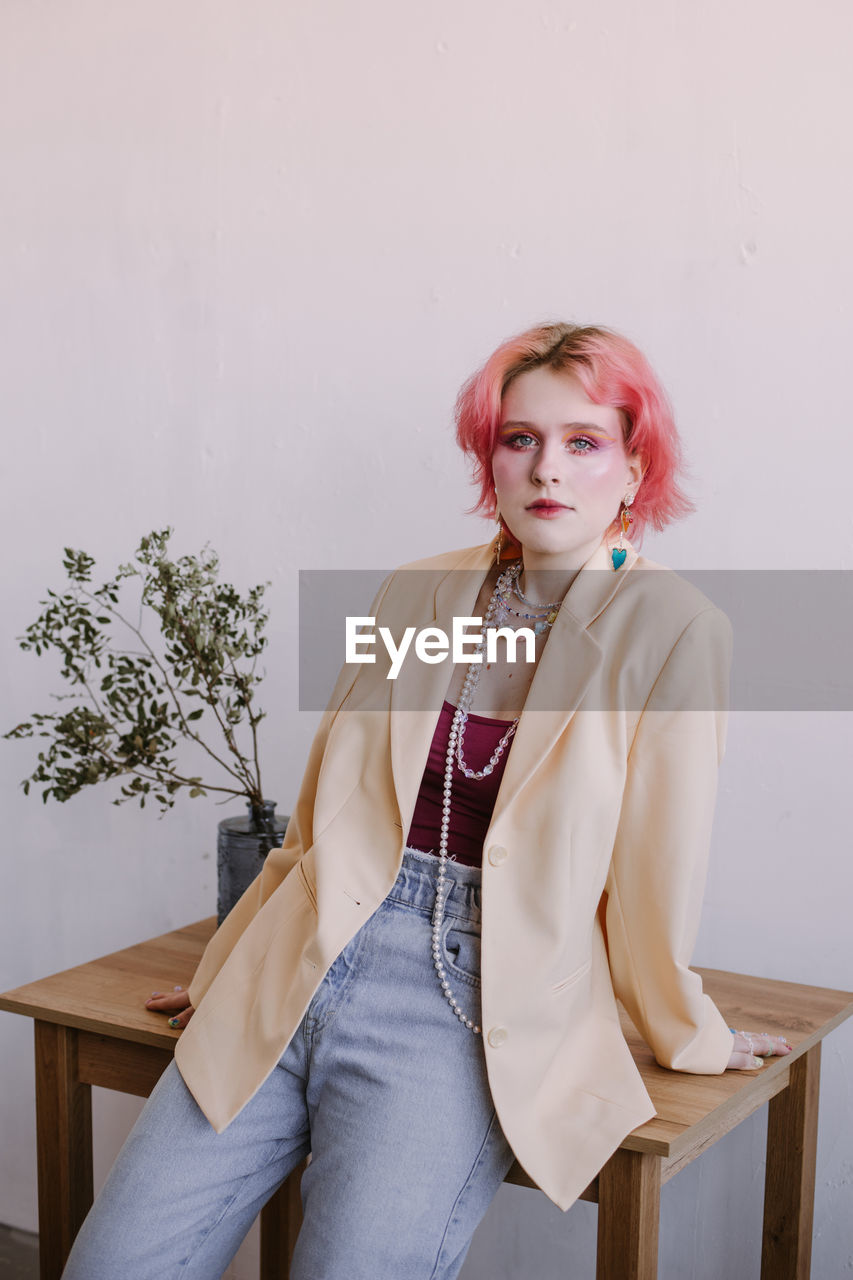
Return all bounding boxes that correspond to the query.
[63,322,791,1280]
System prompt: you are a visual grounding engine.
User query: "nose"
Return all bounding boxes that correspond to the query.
[530,440,563,486]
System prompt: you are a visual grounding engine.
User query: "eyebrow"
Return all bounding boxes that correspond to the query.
[499,420,616,438]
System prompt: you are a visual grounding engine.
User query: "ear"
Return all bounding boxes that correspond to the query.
[625,452,645,493]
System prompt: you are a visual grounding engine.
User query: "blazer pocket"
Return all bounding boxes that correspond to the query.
[551,958,592,995]
[297,858,318,912]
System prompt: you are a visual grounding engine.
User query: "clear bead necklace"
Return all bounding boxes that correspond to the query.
[493,563,561,635]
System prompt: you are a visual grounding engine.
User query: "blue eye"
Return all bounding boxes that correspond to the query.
[499,430,601,452]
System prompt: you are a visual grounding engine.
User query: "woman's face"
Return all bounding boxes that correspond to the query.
[491,365,644,570]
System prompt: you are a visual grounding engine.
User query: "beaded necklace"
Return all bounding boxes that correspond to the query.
[493,562,562,634]
[431,559,561,1032]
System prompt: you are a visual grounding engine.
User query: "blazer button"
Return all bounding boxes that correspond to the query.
[488,845,508,866]
[487,1026,509,1048]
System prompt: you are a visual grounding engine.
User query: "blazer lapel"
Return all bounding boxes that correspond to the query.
[489,538,637,828]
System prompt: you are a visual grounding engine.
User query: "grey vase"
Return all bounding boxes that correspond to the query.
[216,799,289,925]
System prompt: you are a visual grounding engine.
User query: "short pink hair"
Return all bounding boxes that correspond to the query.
[454,321,693,543]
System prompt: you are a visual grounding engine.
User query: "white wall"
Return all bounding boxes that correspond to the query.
[1,2,851,1276]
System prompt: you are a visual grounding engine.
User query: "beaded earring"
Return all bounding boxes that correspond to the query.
[611,493,634,570]
[494,510,504,566]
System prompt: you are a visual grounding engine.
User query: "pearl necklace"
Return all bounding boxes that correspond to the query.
[431,559,526,1034]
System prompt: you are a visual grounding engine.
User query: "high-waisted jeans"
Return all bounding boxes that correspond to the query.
[61,848,515,1280]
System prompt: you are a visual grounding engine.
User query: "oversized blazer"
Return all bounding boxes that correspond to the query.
[176,535,736,1212]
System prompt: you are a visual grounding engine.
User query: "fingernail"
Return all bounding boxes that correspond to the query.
[168,1017,181,1028]
[150,991,162,997]
[173,985,183,991]
[752,1055,764,1067]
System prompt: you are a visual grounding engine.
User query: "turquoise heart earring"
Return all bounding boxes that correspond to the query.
[611,494,634,570]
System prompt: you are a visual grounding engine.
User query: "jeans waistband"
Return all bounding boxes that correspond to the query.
[386,846,482,921]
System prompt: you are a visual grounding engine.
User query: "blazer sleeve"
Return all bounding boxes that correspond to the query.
[188,570,394,1010]
[603,605,736,1073]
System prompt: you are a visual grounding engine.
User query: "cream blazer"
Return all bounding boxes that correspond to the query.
[177,537,735,1212]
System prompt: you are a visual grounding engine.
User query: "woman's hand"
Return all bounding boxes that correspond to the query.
[144,985,195,1031]
[726,1028,792,1070]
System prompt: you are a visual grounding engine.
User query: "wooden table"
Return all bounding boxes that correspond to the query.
[2,919,851,1280]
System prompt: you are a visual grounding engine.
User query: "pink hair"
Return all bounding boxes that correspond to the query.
[454,322,693,544]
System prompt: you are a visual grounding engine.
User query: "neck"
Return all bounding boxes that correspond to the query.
[516,537,605,603]
[516,564,578,606]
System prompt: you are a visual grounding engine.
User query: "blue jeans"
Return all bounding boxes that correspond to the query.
[62,849,515,1280]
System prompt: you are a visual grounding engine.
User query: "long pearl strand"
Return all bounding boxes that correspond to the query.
[430,560,523,1034]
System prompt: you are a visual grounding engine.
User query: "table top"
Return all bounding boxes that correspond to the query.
[3,918,852,1165]
[0,919,214,1051]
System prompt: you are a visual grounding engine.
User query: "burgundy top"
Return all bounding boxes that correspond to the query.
[405,700,516,867]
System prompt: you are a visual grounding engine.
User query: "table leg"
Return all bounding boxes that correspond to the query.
[259,1160,305,1279]
[34,1021,94,1280]
[761,1043,820,1280]
[596,1148,661,1280]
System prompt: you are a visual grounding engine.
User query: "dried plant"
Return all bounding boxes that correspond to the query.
[5,529,271,814]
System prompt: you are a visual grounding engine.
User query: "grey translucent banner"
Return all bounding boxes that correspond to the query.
[298,569,853,712]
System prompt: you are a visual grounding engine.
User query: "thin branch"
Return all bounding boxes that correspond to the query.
[80,672,108,722]
[67,734,247,799]
[250,708,263,798]
[78,587,249,790]
[222,650,264,796]
[166,605,258,794]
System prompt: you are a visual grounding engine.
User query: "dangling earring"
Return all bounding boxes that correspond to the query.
[494,510,504,566]
[611,493,634,570]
